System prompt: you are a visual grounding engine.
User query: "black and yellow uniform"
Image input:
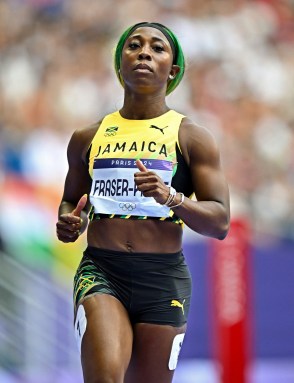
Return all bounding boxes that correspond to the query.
[74,247,192,326]
[88,109,194,223]
[73,110,193,326]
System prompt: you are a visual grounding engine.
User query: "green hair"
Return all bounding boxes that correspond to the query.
[114,22,185,95]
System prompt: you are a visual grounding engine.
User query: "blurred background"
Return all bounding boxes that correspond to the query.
[0,0,293,382]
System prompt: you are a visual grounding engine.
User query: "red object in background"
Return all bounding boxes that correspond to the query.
[209,218,252,383]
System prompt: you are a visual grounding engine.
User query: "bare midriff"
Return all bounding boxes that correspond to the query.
[87,219,183,253]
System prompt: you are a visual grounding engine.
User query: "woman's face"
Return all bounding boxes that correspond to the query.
[120,27,176,93]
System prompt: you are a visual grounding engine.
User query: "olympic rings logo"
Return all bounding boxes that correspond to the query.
[104,132,117,137]
[119,202,136,211]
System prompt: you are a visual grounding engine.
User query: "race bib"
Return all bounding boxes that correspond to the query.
[90,158,173,217]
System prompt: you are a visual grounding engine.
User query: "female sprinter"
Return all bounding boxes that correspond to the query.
[56,22,230,383]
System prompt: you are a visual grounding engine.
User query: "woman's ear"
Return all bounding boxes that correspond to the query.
[169,65,180,80]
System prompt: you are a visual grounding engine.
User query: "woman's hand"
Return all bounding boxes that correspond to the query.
[56,194,88,243]
[134,160,169,205]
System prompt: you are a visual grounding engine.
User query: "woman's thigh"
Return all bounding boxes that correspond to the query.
[125,322,187,383]
[76,294,133,383]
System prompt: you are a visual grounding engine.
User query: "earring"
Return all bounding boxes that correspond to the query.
[169,74,174,79]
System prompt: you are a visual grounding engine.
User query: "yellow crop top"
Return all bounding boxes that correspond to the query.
[88,110,193,224]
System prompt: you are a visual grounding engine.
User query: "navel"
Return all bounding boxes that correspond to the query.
[125,240,133,253]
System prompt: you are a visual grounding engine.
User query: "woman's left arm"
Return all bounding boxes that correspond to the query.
[173,118,230,239]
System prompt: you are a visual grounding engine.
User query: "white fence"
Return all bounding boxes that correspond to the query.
[0,251,82,382]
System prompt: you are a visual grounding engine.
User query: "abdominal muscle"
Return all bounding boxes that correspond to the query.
[87,218,183,253]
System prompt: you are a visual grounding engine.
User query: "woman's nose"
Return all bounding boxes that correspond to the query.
[138,47,151,60]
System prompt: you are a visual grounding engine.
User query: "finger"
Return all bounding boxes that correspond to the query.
[72,194,88,217]
[57,228,80,240]
[58,214,81,225]
[58,229,78,238]
[136,159,148,172]
[56,221,81,232]
[57,234,78,243]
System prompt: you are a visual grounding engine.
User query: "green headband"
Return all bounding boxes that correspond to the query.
[114,22,185,95]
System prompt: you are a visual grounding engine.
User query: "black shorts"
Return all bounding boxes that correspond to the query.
[73,246,192,326]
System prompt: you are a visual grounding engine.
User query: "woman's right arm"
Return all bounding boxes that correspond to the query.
[56,125,98,243]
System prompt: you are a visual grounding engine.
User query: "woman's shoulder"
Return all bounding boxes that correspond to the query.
[180,115,217,142]
[74,120,102,140]
[70,117,106,147]
[71,110,118,143]
[179,116,220,162]
[67,119,104,162]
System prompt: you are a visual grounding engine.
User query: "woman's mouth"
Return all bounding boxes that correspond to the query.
[134,63,153,72]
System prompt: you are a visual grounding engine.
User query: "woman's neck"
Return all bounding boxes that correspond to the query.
[120,91,169,120]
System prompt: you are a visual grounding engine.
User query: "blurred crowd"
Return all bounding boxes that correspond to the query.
[0,0,294,253]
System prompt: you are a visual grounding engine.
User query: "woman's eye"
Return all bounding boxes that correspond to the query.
[129,43,140,49]
[153,45,164,52]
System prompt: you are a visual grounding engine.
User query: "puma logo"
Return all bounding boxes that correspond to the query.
[171,299,186,315]
[149,125,168,134]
